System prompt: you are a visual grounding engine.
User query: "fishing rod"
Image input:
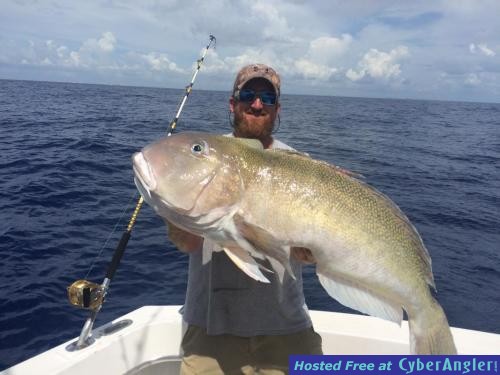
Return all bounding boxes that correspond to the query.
[66,35,216,350]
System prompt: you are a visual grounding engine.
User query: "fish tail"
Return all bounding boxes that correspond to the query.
[408,299,457,354]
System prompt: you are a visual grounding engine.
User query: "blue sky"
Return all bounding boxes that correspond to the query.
[1,0,499,102]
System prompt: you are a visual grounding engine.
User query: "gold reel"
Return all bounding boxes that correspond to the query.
[67,280,104,310]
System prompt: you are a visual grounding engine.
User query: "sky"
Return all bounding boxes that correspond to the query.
[1,0,500,103]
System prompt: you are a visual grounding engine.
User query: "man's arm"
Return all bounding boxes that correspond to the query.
[164,219,203,253]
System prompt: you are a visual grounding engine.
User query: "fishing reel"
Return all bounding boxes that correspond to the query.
[67,280,105,310]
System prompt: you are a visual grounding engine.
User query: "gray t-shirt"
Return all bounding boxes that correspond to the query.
[181,135,313,336]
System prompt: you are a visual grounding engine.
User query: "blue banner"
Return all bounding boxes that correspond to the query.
[289,355,500,375]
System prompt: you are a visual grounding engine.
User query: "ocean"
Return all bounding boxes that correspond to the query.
[0,79,499,370]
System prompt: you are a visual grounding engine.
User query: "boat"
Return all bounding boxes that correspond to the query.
[2,305,499,375]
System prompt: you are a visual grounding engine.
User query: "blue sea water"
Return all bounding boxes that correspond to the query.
[0,79,499,370]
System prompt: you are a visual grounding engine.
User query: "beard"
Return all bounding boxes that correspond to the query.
[233,110,276,139]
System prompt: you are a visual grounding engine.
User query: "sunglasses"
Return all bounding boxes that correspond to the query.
[237,89,277,106]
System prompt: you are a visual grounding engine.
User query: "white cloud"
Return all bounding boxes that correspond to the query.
[141,52,184,73]
[293,59,337,80]
[201,49,234,74]
[15,32,119,68]
[221,52,263,72]
[308,35,353,63]
[251,1,293,42]
[345,67,364,81]
[98,32,117,52]
[3,1,500,101]
[56,46,68,58]
[346,46,409,81]
[76,31,117,60]
[8,31,187,75]
[202,33,351,82]
[469,42,495,57]
[288,34,351,80]
[69,51,81,67]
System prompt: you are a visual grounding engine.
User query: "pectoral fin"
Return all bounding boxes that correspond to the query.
[202,238,225,265]
[267,256,287,283]
[233,214,296,280]
[223,246,270,283]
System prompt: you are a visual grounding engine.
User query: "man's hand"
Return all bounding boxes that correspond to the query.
[164,219,203,253]
[291,247,316,264]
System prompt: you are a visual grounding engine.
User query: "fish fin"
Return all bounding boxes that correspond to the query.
[201,239,224,265]
[234,138,264,149]
[223,246,270,283]
[267,256,288,283]
[231,234,267,261]
[202,241,213,265]
[268,149,364,179]
[330,164,365,179]
[317,273,403,324]
[229,236,275,273]
[233,214,294,279]
[314,159,364,179]
[408,299,457,354]
[267,149,311,158]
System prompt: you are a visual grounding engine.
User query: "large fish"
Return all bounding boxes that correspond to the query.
[132,131,456,354]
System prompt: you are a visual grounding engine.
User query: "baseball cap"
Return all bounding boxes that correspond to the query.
[232,64,281,98]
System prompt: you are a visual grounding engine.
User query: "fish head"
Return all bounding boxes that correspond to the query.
[132,132,245,228]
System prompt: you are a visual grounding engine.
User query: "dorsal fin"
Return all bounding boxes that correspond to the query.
[234,138,264,149]
[268,149,364,179]
[267,148,311,158]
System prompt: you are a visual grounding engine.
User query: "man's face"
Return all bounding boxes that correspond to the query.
[230,78,280,140]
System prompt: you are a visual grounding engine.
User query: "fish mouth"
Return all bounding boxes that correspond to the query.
[132,150,224,218]
[132,152,157,198]
[132,151,182,213]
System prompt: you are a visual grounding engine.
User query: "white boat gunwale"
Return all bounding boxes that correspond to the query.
[2,305,499,375]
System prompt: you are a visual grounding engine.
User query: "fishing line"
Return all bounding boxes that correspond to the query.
[83,191,139,280]
[81,34,216,280]
[67,34,216,350]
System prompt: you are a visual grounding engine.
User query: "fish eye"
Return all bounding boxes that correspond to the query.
[191,141,208,155]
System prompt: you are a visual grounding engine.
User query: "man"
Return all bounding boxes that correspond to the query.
[168,64,322,374]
